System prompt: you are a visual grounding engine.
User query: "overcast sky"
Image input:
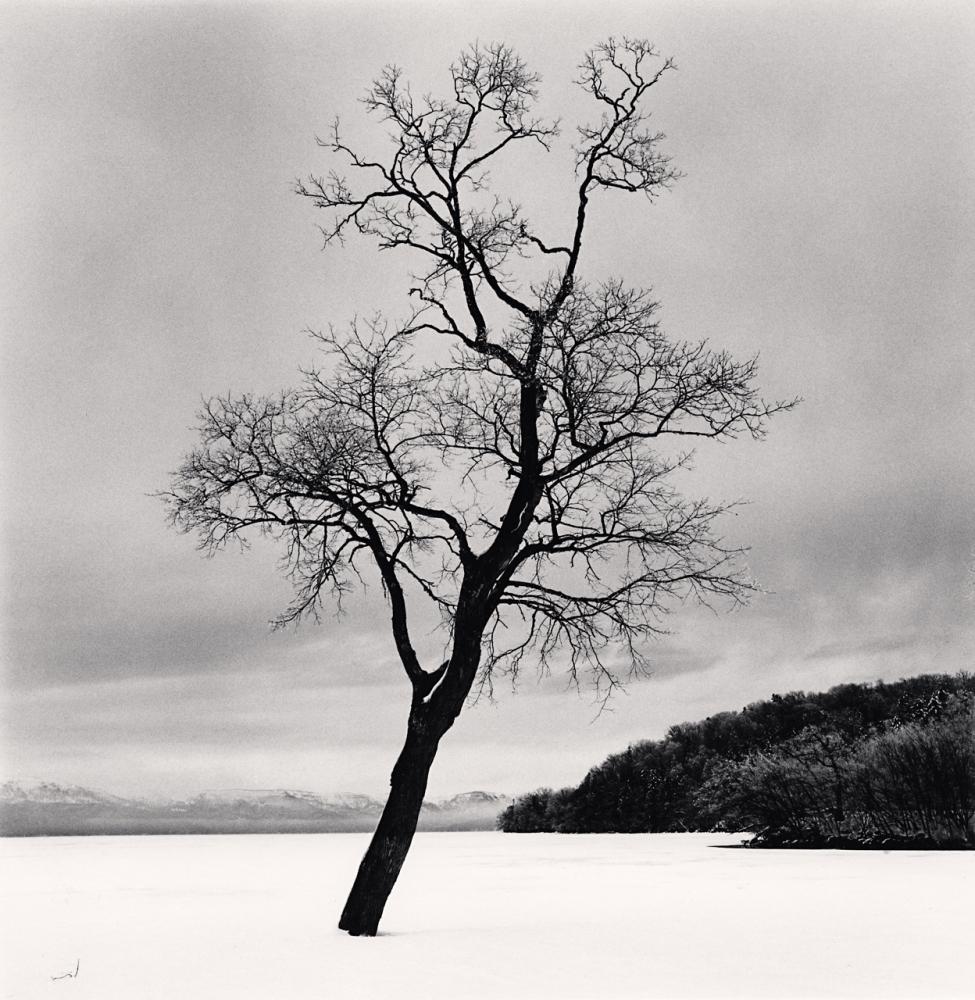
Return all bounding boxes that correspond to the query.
[2,1,973,800]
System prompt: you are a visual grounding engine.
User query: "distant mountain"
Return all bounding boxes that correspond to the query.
[1,779,130,807]
[418,791,512,831]
[0,780,512,836]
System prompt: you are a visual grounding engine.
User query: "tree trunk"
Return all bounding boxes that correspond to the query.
[338,714,441,936]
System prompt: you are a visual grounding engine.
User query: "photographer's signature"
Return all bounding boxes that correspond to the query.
[51,960,80,982]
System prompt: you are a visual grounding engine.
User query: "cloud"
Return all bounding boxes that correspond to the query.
[803,635,928,662]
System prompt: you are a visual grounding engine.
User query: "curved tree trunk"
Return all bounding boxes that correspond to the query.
[338,712,442,936]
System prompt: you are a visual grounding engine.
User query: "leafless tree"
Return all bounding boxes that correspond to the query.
[165,39,794,936]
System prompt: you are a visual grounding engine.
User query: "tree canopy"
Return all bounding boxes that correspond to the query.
[168,40,790,703]
[500,672,975,847]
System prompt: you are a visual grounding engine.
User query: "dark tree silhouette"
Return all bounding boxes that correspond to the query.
[500,673,975,841]
[165,39,793,936]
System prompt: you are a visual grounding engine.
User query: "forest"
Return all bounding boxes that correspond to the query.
[499,673,975,848]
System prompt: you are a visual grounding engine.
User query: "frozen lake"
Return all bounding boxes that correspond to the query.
[2,831,972,999]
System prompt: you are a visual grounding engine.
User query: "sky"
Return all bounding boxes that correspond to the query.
[1,0,973,800]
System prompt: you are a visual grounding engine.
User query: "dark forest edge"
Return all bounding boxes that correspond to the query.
[499,672,975,849]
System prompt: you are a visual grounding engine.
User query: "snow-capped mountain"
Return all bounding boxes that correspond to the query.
[0,780,511,836]
[418,791,513,831]
[0,779,130,806]
[181,788,385,826]
[191,788,377,813]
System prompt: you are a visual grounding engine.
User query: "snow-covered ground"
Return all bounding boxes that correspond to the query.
[1,832,972,999]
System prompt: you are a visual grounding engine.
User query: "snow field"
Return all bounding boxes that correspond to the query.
[1,832,972,999]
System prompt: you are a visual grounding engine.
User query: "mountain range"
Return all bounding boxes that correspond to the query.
[0,780,512,836]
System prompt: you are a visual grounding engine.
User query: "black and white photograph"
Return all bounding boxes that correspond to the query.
[2,1,973,997]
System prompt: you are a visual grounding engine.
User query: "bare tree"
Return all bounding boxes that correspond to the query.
[165,39,794,936]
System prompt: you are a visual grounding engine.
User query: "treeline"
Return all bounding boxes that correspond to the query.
[500,673,975,847]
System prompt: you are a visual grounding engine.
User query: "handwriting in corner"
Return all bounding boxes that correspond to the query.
[51,959,80,982]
